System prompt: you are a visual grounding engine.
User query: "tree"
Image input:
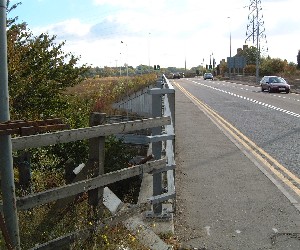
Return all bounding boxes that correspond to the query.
[6,1,89,120]
[260,57,286,76]
[284,62,297,76]
[241,46,258,65]
[244,64,256,75]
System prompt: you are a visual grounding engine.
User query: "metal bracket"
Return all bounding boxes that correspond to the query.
[144,209,172,221]
[148,88,175,95]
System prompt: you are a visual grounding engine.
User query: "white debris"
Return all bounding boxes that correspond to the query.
[73,163,85,175]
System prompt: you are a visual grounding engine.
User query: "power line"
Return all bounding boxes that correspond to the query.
[245,0,268,83]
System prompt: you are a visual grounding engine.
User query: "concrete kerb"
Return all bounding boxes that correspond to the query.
[124,214,173,250]
[103,186,173,249]
[138,172,175,233]
[109,171,174,250]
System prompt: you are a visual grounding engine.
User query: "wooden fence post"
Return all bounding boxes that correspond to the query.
[88,112,106,218]
[17,151,31,189]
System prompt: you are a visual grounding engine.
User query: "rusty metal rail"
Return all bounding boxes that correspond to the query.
[0,118,69,136]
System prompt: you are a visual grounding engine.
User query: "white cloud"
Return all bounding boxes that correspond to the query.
[29,0,300,67]
[93,0,169,10]
[32,19,91,39]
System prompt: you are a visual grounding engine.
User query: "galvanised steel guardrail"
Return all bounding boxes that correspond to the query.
[113,74,176,217]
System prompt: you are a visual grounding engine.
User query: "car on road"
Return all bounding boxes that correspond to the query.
[173,72,181,79]
[203,73,213,80]
[260,76,290,93]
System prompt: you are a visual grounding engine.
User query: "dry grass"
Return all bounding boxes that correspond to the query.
[0,74,167,249]
[65,74,157,114]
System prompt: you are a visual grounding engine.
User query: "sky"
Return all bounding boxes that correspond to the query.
[8,0,300,69]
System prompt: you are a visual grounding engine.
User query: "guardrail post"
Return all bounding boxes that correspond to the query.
[88,112,106,219]
[163,75,176,214]
[151,79,163,214]
[0,0,21,248]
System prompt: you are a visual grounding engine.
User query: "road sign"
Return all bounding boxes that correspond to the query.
[227,56,246,69]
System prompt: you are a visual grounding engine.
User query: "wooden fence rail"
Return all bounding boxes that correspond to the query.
[12,116,171,150]
[0,115,171,249]
[0,73,175,249]
[12,159,166,211]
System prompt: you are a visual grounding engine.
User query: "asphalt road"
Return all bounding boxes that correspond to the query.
[172,78,300,249]
[175,78,300,178]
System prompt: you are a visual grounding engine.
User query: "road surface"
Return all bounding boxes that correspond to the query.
[172,77,300,249]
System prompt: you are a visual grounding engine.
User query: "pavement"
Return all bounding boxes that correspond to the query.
[172,81,300,250]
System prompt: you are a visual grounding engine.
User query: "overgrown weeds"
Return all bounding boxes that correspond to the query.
[1,74,160,249]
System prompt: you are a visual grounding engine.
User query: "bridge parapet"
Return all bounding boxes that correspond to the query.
[113,75,176,218]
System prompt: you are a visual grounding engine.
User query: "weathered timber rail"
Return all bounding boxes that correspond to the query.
[0,115,171,249]
[0,78,175,249]
[0,118,69,136]
[11,116,170,150]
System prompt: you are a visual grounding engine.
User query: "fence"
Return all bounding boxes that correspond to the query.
[0,76,175,249]
[113,74,176,216]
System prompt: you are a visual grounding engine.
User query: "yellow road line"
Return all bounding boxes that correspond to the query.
[174,81,300,197]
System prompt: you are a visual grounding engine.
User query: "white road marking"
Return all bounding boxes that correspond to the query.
[189,80,300,118]
[205,226,211,236]
[198,80,300,101]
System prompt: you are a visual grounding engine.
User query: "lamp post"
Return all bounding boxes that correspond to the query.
[212,54,216,75]
[119,52,122,76]
[209,52,214,71]
[0,0,20,247]
[227,16,232,79]
[201,58,204,75]
[148,32,151,69]
[121,41,128,77]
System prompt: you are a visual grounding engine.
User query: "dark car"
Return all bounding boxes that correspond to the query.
[260,76,290,93]
[173,72,181,79]
[203,73,213,80]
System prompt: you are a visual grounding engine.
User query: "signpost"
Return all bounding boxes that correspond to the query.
[227,56,246,75]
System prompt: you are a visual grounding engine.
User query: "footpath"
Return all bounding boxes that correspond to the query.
[173,83,300,249]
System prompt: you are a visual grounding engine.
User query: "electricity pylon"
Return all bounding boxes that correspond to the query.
[245,0,268,83]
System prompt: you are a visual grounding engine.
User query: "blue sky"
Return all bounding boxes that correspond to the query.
[9,0,300,68]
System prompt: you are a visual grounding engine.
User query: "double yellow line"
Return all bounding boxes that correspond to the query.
[174,81,300,200]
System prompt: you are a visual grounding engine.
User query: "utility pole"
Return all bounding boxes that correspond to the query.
[245,0,268,83]
[0,0,21,248]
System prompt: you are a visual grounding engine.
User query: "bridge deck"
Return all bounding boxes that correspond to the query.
[173,81,300,249]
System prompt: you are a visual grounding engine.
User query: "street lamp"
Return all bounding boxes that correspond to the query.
[121,41,128,77]
[119,52,122,76]
[209,52,214,71]
[227,17,232,79]
[148,32,151,69]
